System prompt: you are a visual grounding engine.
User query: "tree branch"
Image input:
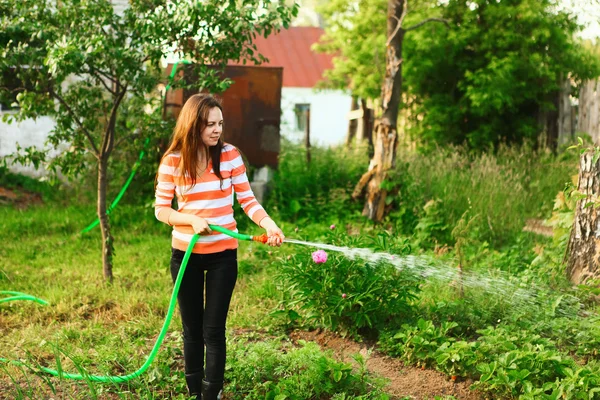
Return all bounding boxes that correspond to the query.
[404,17,450,32]
[352,167,377,200]
[87,69,117,95]
[114,130,141,149]
[88,66,121,92]
[101,84,128,157]
[49,89,100,156]
[386,2,409,47]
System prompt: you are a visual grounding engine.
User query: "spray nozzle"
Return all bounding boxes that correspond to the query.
[252,234,269,244]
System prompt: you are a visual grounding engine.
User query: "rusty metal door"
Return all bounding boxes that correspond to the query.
[164,64,283,168]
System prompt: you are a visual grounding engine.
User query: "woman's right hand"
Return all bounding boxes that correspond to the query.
[190,216,212,235]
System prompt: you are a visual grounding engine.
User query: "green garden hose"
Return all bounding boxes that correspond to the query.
[80,137,150,234]
[0,291,48,305]
[1,225,266,383]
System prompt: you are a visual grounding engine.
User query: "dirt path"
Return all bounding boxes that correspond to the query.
[290,329,484,400]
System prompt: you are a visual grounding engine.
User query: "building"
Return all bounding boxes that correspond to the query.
[233,26,350,148]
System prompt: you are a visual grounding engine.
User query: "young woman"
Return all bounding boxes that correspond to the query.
[154,94,284,399]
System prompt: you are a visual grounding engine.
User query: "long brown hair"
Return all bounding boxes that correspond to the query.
[162,93,224,187]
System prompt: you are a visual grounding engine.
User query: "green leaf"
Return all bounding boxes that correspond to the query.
[333,369,343,382]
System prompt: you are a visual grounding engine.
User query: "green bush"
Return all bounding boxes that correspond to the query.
[386,143,577,248]
[274,233,420,338]
[225,338,389,399]
[266,141,368,223]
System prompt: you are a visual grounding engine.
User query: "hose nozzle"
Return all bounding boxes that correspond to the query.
[252,234,269,244]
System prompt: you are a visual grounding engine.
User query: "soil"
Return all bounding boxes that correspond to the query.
[289,329,484,400]
[0,186,43,208]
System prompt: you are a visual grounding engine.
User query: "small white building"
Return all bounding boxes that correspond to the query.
[235,26,351,148]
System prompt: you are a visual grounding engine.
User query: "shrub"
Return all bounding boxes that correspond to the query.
[266,140,368,223]
[274,233,420,338]
[225,338,389,399]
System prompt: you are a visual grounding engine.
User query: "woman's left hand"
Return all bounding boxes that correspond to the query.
[260,218,285,246]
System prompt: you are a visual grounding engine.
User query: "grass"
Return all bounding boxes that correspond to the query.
[0,202,389,399]
[390,143,578,247]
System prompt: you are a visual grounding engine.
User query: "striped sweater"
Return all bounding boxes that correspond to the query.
[154,143,268,254]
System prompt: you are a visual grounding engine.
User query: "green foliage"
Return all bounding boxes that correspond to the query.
[266,141,368,223]
[316,0,600,148]
[413,199,451,248]
[403,0,600,148]
[379,318,460,368]
[380,318,600,398]
[386,143,577,248]
[314,0,386,99]
[274,232,420,338]
[225,339,389,399]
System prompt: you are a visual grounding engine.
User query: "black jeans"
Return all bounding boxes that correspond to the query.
[170,248,238,383]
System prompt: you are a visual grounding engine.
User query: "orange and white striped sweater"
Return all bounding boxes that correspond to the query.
[154,143,269,254]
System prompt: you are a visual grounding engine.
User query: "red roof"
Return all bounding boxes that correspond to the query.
[231,27,334,88]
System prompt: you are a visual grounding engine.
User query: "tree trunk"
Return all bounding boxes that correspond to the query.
[97,89,123,282]
[566,151,600,285]
[578,79,600,144]
[98,155,114,283]
[352,0,405,221]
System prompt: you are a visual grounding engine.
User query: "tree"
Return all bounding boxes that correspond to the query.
[566,148,600,285]
[318,0,598,220]
[402,0,599,148]
[348,0,448,221]
[0,0,297,282]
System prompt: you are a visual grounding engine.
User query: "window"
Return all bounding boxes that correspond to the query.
[294,103,310,132]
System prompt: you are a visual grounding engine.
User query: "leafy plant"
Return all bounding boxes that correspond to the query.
[225,339,389,399]
[275,234,419,338]
[379,319,459,367]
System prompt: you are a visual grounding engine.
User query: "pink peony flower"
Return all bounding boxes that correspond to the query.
[311,250,328,264]
[330,224,336,230]
[342,293,347,299]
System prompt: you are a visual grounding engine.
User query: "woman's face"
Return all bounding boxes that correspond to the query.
[201,106,223,147]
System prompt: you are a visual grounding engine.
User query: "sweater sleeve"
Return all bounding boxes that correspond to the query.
[229,147,269,226]
[154,154,177,221]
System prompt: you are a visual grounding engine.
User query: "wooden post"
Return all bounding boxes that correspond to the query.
[578,79,600,144]
[305,108,311,164]
[346,96,359,147]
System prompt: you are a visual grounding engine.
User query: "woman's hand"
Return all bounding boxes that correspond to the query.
[190,216,212,235]
[260,217,285,246]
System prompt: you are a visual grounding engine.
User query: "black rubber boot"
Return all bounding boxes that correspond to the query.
[201,380,223,400]
[185,372,204,399]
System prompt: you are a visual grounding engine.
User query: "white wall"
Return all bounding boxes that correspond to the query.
[0,117,56,177]
[280,87,351,147]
